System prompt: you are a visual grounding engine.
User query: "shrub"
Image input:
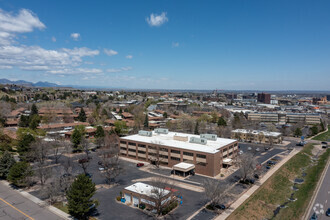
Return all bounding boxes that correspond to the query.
[161,200,178,215]
[139,204,146,210]
[206,204,215,210]
[116,196,121,201]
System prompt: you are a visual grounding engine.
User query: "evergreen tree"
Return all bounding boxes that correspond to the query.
[320,121,325,132]
[217,117,227,127]
[29,115,40,130]
[311,125,319,136]
[18,115,30,127]
[31,104,38,116]
[71,127,83,151]
[78,108,87,122]
[66,174,97,220]
[294,128,302,137]
[94,126,105,139]
[163,112,168,118]
[194,121,199,135]
[0,151,16,179]
[17,133,35,160]
[7,161,33,187]
[144,114,149,128]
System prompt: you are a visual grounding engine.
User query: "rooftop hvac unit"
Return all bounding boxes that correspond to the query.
[189,137,207,145]
[154,128,169,134]
[200,134,217,141]
[138,130,152,137]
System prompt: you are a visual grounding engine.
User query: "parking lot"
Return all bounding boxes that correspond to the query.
[28,140,295,220]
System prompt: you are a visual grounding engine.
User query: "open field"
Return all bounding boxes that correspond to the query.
[312,126,330,141]
[227,144,330,220]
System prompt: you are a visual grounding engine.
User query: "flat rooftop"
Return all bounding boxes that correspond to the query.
[125,182,170,198]
[121,131,236,154]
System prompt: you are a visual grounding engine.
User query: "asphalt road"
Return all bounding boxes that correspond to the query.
[0,182,62,220]
[308,159,330,220]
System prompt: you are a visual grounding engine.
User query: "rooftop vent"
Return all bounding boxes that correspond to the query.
[189,137,207,145]
[138,130,152,137]
[154,128,169,134]
[200,134,217,141]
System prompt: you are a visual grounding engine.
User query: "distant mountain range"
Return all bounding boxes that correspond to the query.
[0,78,60,87]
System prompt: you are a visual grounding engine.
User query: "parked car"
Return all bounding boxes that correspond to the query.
[85,173,92,178]
[326,208,330,216]
[136,163,144,167]
[215,204,226,210]
[98,161,102,165]
[256,148,260,152]
[254,174,259,179]
[267,160,276,166]
[98,167,105,171]
[248,147,252,151]
[321,141,327,145]
[322,145,328,149]
[239,150,243,155]
[296,142,304,146]
[310,212,318,220]
[266,166,271,169]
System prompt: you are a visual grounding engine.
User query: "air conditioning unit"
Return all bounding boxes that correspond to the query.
[189,137,207,145]
[200,134,217,141]
[138,130,152,137]
[154,128,169,134]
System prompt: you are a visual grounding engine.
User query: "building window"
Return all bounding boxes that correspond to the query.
[148,146,156,150]
[183,151,193,157]
[120,141,126,145]
[138,144,146,148]
[149,152,156,156]
[196,154,206,159]
[160,154,168,159]
[128,149,136,153]
[160,147,168,152]
[138,150,146,154]
[198,162,207,166]
[170,156,180,161]
[128,142,136,146]
[171,149,180,154]
[120,147,127,151]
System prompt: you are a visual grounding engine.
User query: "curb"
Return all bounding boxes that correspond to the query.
[0,180,71,220]
[303,155,330,220]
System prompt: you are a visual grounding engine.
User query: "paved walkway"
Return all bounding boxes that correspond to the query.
[308,127,329,140]
[214,148,301,220]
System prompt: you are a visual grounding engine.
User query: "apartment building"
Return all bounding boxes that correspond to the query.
[247,112,320,125]
[119,129,238,177]
[231,129,282,144]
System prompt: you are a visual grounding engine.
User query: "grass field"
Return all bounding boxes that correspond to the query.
[312,126,330,141]
[53,202,69,213]
[227,145,330,220]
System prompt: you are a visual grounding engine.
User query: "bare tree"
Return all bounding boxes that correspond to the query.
[98,133,123,184]
[34,162,52,185]
[81,137,92,160]
[77,156,90,175]
[238,153,257,182]
[150,177,174,215]
[203,179,229,208]
[30,140,51,164]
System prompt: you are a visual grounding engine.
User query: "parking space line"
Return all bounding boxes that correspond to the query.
[0,197,35,220]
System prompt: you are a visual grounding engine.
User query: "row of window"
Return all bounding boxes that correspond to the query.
[120,142,207,159]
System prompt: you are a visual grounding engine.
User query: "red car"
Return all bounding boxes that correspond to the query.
[136,163,144,167]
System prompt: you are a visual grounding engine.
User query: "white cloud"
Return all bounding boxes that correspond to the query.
[126,55,133,59]
[0,9,45,45]
[104,49,118,56]
[0,8,101,76]
[146,12,168,27]
[106,66,132,73]
[47,68,103,75]
[172,42,179,47]
[70,33,80,41]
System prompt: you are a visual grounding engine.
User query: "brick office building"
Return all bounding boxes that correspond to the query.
[119,129,238,177]
[257,93,271,104]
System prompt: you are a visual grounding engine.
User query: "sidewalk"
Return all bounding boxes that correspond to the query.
[214,148,301,220]
[0,180,71,220]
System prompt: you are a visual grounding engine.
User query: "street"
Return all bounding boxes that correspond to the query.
[308,158,330,220]
[0,181,63,220]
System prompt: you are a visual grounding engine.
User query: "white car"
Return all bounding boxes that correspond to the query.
[98,167,105,171]
[256,148,260,152]
[248,147,252,151]
[239,150,243,155]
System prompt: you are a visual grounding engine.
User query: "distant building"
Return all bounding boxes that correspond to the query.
[231,129,282,144]
[247,112,321,125]
[257,93,271,104]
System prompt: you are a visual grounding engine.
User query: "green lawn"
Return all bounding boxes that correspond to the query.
[53,202,69,214]
[312,126,330,141]
[228,145,330,220]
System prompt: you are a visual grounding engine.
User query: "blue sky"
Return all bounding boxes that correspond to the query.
[0,0,329,90]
